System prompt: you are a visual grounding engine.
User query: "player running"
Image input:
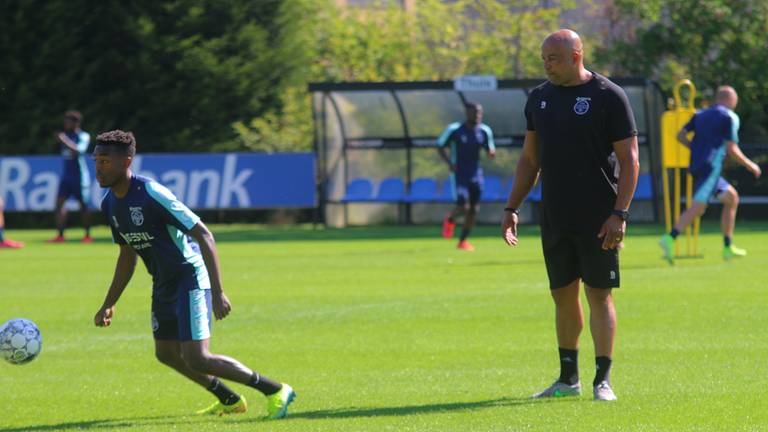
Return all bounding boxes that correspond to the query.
[438,102,496,251]
[92,130,295,418]
[659,86,762,263]
[49,110,92,243]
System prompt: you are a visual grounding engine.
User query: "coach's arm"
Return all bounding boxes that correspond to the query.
[501,130,540,246]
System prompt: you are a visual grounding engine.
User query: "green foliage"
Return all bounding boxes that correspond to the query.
[595,0,768,139]
[0,0,293,154]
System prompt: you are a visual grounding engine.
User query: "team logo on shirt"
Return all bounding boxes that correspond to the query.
[129,206,145,226]
[540,101,547,109]
[460,134,468,143]
[573,97,591,115]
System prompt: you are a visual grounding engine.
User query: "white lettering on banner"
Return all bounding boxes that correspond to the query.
[161,170,187,202]
[27,172,58,210]
[0,158,31,209]
[220,154,253,207]
[130,156,157,181]
[453,75,498,92]
[188,170,220,208]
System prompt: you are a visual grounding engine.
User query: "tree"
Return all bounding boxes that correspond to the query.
[594,0,768,140]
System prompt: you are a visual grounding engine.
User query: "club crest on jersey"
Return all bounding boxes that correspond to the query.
[574,97,591,115]
[540,101,547,109]
[129,206,144,226]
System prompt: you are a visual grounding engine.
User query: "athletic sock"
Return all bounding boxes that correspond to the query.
[724,236,732,247]
[557,347,579,385]
[57,228,64,237]
[446,215,455,224]
[207,377,241,405]
[593,356,612,386]
[247,372,282,396]
[669,228,680,239]
[459,228,471,242]
[0,227,5,242]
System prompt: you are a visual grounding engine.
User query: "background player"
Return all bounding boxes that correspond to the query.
[660,86,762,263]
[438,102,496,251]
[49,110,92,243]
[92,130,295,419]
[0,197,24,249]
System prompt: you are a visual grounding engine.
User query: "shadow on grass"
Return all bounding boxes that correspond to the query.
[239,396,572,423]
[0,415,193,432]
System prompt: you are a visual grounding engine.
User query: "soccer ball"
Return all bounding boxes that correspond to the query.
[0,318,42,365]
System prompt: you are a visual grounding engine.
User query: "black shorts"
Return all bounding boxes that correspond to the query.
[456,182,481,207]
[542,233,619,290]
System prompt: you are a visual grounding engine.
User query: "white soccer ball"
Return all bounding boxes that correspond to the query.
[0,318,42,365]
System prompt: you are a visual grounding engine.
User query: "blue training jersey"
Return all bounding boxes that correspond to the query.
[437,122,495,184]
[684,104,739,174]
[61,130,91,182]
[101,175,210,302]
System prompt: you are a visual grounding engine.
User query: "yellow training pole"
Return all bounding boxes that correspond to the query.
[685,173,693,255]
[674,167,681,257]
[663,168,672,232]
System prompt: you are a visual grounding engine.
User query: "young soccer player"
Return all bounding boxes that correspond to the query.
[92,130,295,418]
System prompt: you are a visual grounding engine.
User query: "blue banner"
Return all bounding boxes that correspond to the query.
[0,153,316,211]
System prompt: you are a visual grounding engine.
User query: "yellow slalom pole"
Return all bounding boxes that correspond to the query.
[673,167,681,257]
[685,173,693,256]
[662,168,672,233]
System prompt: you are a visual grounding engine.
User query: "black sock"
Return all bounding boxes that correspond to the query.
[670,228,680,239]
[557,348,579,385]
[459,228,471,242]
[594,356,612,386]
[724,235,732,247]
[207,378,241,405]
[58,228,64,237]
[247,372,282,396]
[447,216,455,223]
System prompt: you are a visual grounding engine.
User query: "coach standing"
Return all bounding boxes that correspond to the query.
[501,29,639,401]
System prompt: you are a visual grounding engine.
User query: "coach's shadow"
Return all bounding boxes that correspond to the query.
[257,396,571,421]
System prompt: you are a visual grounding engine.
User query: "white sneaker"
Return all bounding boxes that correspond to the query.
[593,381,617,401]
[531,381,581,398]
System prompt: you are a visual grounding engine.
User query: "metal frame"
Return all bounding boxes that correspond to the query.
[310,78,664,225]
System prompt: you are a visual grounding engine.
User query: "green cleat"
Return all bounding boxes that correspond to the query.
[265,383,296,419]
[659,234,675,265]
[531,381,582,398]
[196,396,248,416]
[723,245,747,260]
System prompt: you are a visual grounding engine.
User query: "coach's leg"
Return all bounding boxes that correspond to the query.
[552,279,583,350]
[585,285,616,388]
[181,339,283,396]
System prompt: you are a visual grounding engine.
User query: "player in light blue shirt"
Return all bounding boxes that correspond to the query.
[93,130,295,418]
[49,110,92,243]
[660,86,762,263]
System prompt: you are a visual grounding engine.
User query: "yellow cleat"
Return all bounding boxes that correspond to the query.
[196,396,248,416]
[265,384,296,419]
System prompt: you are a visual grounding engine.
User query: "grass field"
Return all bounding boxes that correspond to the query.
[1,222,767,431]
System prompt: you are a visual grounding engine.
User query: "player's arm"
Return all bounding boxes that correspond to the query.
[502,131,540,246]
[598,136,639,250]
[482,124,497,159]
[726,141,762,178]
[57,132,79,152]
[94,244,137,327]
[436,124,458,172]
[188,222,232,321]
[676,128,691,148]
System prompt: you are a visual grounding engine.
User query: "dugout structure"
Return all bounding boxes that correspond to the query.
[310,79,666,227]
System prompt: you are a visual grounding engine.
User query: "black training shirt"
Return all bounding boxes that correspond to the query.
[524,72,637,240]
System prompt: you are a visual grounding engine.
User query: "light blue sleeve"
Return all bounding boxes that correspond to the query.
[145,181,200,231]
[727,111,740,143]
[436,122,461,147]
[480,124,495,151]
[76,132,90,154]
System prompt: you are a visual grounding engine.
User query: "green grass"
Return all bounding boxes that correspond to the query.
[1,223,767,431]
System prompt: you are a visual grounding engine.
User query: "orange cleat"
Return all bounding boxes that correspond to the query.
[457,240,475,251]
[442,217,455,239]
[47,235,66,243]
[0,239,25,249]
[81,235,93,244]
